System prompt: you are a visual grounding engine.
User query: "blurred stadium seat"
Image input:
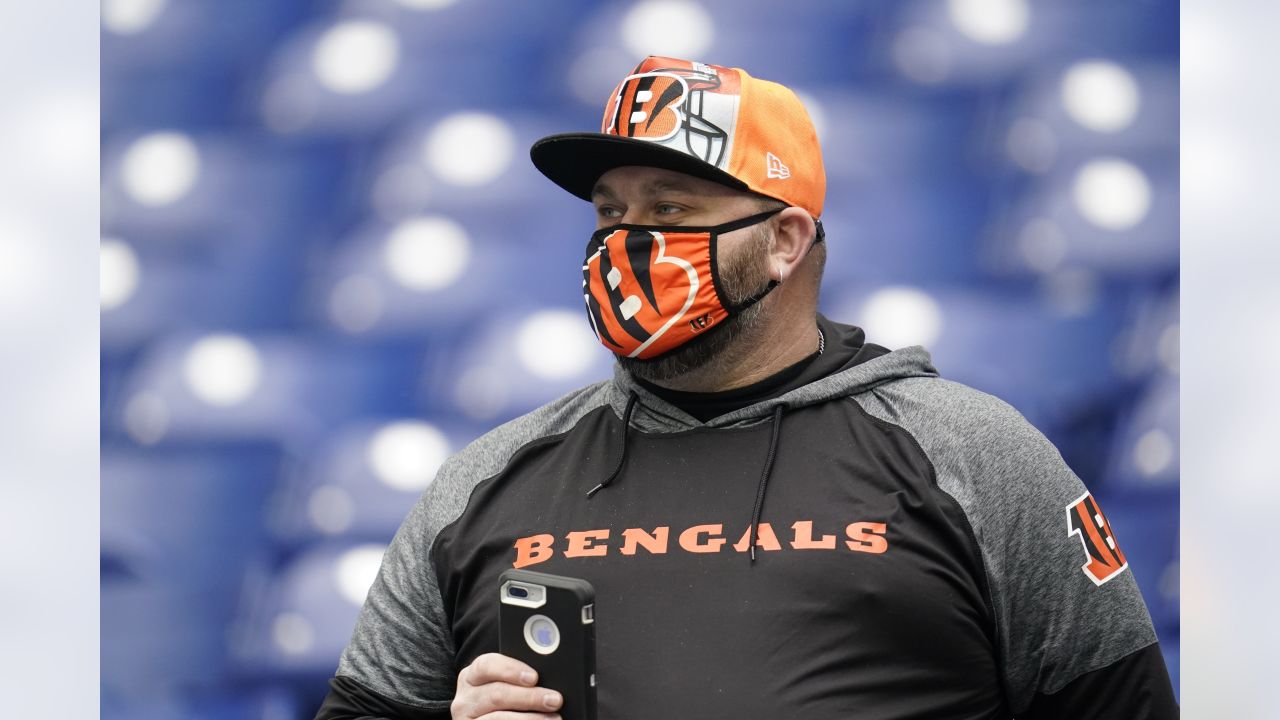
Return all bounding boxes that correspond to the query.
[268,416,465,544]
[102,0,1179,714]
[101,448,279,703]
[825,280,1129,432]
[231,541,390,678]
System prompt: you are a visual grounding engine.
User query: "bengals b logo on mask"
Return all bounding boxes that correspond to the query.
[581,209,783,361]
[1065,492,1129,586]
[583,227,717,360]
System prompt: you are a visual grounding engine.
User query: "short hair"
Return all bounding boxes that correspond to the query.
[752,194,788,213]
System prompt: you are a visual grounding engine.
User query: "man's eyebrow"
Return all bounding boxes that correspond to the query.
[591,178,700,201]
[644,178,698,196]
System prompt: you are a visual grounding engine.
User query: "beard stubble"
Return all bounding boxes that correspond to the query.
[616,223,774,384]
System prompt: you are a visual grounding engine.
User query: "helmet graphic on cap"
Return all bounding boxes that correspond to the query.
[602,60,731,168]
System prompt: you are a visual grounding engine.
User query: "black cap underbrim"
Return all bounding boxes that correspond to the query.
[530,133,749,202]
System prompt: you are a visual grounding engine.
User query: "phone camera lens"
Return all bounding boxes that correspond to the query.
[509,586,529,599]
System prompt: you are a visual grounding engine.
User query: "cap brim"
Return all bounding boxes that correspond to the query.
[530,133,749,202]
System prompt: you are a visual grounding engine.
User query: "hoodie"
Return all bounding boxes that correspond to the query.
[316,315,1174,719]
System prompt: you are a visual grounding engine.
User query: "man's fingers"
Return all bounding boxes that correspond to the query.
[463,653,539,687]
[452,680,563,718]
[453,653,563,719]
[470,684,562,714]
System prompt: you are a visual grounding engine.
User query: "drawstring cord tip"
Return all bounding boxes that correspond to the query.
[587,392,640,500]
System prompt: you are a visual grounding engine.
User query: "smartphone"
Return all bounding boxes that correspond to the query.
[498,569,597,720]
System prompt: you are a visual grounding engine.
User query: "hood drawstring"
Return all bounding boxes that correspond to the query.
[587,391,639,498]
[586,391,787,565]
[749,403,786,563]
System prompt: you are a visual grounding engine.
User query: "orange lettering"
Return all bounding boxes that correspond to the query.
[564,529,610,558]
[790,520,837,549]
[678,524,727,553]
[732,522,782,552]
[513,533,555,568]
[620,526,670,555]
[845,522,888,554]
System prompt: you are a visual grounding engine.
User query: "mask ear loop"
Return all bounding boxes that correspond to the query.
[720,210,824,314]
[709,207,786,234]
[731,278,780,312]
[588,207,785,241]
[707,207,788,314]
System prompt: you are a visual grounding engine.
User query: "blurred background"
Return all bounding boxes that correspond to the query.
[99,0,1178,717]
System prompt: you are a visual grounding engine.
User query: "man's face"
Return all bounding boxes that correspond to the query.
[589,166,777,383]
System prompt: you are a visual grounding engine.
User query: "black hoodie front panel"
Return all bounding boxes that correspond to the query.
[433,396,1006,719]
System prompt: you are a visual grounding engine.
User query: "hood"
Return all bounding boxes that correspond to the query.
[586,315,941,564]
[605,315,940,433]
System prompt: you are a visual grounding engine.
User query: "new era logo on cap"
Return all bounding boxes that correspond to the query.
[766,152,791,180]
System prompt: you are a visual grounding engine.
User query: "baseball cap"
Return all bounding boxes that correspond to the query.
[530,56,826,218]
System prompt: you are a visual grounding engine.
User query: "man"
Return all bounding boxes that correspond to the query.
[316,56,1177,719]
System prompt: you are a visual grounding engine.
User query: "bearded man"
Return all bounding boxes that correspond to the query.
[315,56,1177,720]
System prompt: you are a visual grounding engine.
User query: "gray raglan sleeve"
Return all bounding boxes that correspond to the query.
[329,464,463,716]
[318,381,618,720]
[857,378,1160,716]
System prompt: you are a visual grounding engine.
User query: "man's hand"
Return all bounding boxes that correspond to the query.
[451,653,564,720]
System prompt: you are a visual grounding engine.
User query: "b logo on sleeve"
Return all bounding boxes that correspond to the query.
[1065,492,1129,586]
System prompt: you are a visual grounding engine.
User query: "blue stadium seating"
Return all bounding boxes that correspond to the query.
[101,0,1178,716]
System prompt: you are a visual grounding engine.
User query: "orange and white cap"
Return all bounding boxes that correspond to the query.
[531,56,826,218]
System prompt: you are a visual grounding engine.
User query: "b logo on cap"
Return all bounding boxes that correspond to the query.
[605,72,689,142]
[600,60,732,168]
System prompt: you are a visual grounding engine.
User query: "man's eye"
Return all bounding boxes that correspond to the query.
[656,204,682,214]
[596,206,621,218]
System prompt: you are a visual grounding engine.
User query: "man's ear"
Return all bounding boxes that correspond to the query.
[769,207,818,284]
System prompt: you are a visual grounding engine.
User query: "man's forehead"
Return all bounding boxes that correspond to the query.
[591,166,741,201]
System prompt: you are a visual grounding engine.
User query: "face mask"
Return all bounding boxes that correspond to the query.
[582,208,784,361]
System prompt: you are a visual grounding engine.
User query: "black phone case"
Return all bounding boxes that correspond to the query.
[498,569,597,720]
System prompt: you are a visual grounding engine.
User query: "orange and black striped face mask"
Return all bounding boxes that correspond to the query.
[582,209,782,361]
